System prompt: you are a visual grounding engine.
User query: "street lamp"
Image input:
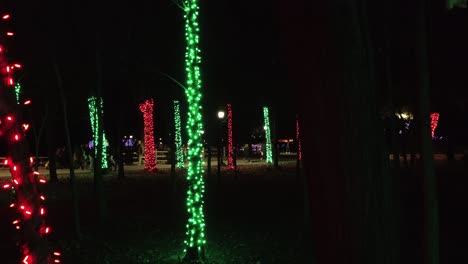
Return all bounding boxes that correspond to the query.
[217,110,226,184]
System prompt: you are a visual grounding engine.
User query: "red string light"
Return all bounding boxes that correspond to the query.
[296,115,302,161]
[430,112,440,138]
[139,99,157,171]
[227,104,234,170]
[0,11,61,264]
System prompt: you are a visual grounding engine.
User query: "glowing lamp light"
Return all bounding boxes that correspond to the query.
[217,111,225,119]
[13,179,19,185]
[6,32,14,36]
[14,134,19,141]
[23,255,30,264]
[7,116,12,121]
[25,210,32,215]
[39,179,46,183]
[23,100,31,105]
[14,63,21,68]
[45,227,50,234]
[6,66,10,72]
[33,171,39,175]
[23,124,30,130]
[40,208,45,215]
[53,252,61,256]
[2,14,10,20]
[40,195,45,200]
[3,184,11,189]
[8,77,13,85]
[12,220,20,224]
[13,165,17,171]
[4,159,8,165]
[9,203,15,207]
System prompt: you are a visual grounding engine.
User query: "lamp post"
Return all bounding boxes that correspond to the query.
[217,110,225,184]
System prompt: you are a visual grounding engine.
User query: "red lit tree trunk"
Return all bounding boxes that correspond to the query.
[0,11,58,264]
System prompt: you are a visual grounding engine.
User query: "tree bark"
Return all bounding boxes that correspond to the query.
[416,1,439,263]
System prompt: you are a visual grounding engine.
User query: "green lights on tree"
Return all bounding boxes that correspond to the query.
[263,106,273,163]
[87,96,108,169]
[182,0,207,260]
[174,100,184,168]
[14,82,20,104]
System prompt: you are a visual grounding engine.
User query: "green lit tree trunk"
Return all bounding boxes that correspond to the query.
[417,1,439,263]
[182,0,207,261]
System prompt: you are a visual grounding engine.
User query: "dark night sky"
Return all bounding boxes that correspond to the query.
[2,0,468,154]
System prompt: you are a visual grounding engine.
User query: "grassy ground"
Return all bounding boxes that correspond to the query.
[1,162,313,264]
[1,157,466,264]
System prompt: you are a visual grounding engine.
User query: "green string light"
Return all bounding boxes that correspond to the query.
[14,82,21,104]
[263,106,273,163]
[174,100,184,168]
[182,0,206,259]
[87,96,108,169]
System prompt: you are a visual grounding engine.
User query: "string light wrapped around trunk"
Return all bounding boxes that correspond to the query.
[0,11,61,263]
[174,100,184,168]
[139,99,157,171]
[227,104,234,169]
[263,106,273,163]
[182,0,207,260]
[87,96,108,169]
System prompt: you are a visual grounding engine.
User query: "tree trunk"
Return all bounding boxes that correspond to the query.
[54,61,82,240]
[416,1,439,263]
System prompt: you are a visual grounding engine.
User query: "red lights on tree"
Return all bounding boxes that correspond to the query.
[430,112,440,138]
[296,115,302,161]
[139,99,157,171]
[0,11,61,263]
[227,103,234,170]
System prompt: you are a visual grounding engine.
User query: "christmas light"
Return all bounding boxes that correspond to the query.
[430,112,440,138]
[263,107,273,163]
[174,100,184,168]
[87,96,108,169]
[182,0,207,259]
[227,104,234,169]
[296,115,302,161]
[139,99,157,171]
[0,10,60,263]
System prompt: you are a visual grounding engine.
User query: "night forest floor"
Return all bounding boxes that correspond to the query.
[1,157,467,264]
[1,162,313,264]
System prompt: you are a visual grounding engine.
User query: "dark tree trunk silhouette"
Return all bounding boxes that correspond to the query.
[416,1,439,263]
[54,61,82,240]
[278,0,399,263]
